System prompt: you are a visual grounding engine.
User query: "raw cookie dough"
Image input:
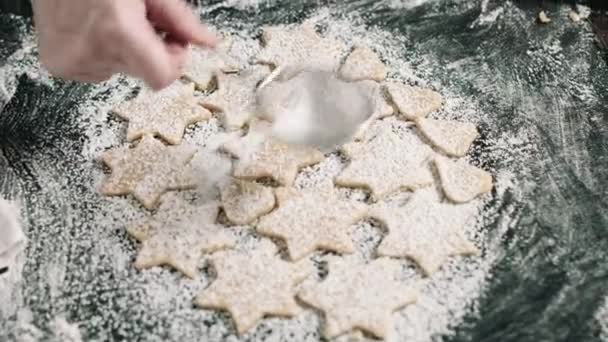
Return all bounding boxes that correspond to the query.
[201,66,269,131]
[385,82,443,121]
[257,186,368,260]
[255,22,345,77]
[221,123,324,186]
[127,194,235,278]
[298,257,418,339]
[112,82,211,145]
[100,135,196,209]
[339,45,387,82]
[538,10,551,24]
[182,39,239,90]
[335,125,434,199]
[434,157,493,203]
[416,118,478,157]
[568,10,581,22]
[219,179,276,225]
[370,187,479,275]
[195,240,313,335]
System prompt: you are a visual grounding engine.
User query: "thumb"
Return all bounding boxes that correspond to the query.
[145,0,218,47]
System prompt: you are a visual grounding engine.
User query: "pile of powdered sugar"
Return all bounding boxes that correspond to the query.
[0,3,536,342]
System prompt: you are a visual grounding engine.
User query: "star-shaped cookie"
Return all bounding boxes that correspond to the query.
[339,45,387,82]
[195,240,313,335]
[201,66,269,130]
[219,179,276,225]
[112,82,211,145]
[416,118,478,157]
[127,194,235,278]
[100,135,196,209]
[257,186,368,260]
[255,22,345,75]
[298,257,418,338]
[385,82,443,121]
[182,39,239,90]
[434,157,493,203]
[370,187,480,275]
[221,124,324,186]
[335,125,434,199]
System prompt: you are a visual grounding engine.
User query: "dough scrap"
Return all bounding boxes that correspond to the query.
[538,10,551,24]
[434,157,493,203]
[221,123,324,186]
[255,22,345,75]
[195,240,313,335]
[220,179,276,225]
[101,135,196,209]
[112,82,211,145]
[336,125,434,199]
[127,194,235,278]
[182,39,239,90]
[257,186,368,260]
[568,10,581,22]
[298,257,418,338]
[201,66,269,130]
[339,45,387,82]
[416,118,478,157]
[371,187,479,275]
[385,82,443,121]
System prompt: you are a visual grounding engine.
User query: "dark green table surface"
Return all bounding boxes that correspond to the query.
[1,1,607,341]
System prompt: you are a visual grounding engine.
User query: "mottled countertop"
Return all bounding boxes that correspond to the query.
[0,1,607,341]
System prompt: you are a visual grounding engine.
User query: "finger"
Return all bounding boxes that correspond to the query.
[42,42,117,83]
[165,34,189,67]
[145,0,218,47]
[120,19,181,90]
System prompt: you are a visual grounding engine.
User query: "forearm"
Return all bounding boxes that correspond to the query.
[0,1,33,17]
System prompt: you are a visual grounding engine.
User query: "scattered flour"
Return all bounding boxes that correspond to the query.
[470,1,504,28]
[0,33,52,112]
[387,0,437,9]
[0,3,537,342]
[50,316,83,342]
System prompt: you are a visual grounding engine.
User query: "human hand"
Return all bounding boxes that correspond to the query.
[32,0,217,90]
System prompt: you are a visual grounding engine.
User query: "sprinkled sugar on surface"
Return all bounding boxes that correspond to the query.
[201,66,269,130]
[298,256,419,339]
[221,121,325,186]
[195,239,314,335]
[3,1,603,341]
[257,186,368,261]
[111,82,211,145]
[0,5,516,341]
[434,156,493,204]
[335,120,435,200]
[339,46,387,83]
[126,194,235,279]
